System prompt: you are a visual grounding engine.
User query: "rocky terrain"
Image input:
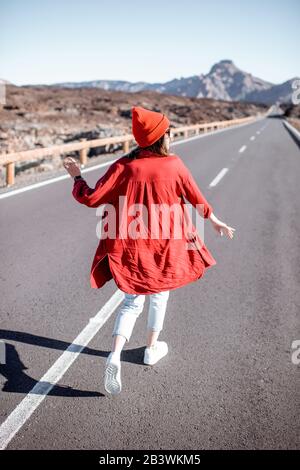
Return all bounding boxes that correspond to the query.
[0,84,268,188]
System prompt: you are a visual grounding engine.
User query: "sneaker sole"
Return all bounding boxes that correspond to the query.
[104,362,122,394]
[144,347,168,365]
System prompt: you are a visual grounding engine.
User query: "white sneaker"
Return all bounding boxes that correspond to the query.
[143,341,168,365]
[104,352,122,395]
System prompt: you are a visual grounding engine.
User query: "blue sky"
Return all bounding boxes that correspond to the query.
[0,0,299,86]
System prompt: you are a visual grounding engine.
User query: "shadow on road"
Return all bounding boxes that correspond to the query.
[0,343,103,397]
[0,329,147,396]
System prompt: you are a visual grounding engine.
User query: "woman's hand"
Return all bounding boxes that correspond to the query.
[209,212,236,239]
[211,220,236,239]
[63,157,81,178]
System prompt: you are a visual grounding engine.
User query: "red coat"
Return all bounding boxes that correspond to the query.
[72,149,217,294]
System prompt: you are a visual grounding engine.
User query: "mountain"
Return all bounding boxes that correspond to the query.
[34,60,298,105]
[243,77,299,105]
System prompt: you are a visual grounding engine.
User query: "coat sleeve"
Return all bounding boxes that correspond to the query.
[177,157,213,219]
[72,159,124,208]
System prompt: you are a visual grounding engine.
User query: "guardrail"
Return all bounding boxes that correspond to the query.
[0,114,262,186]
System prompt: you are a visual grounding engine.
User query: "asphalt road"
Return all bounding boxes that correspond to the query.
[0,116,299,450]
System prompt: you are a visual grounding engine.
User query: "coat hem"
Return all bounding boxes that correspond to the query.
[104,257,216,295]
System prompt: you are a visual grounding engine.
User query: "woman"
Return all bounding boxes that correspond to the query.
[63,106,235,395]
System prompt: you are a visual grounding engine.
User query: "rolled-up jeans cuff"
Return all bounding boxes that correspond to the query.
[112,290,170,343]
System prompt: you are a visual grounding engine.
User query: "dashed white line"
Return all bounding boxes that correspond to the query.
[209,168,229,187]
[250,136,255,141]
[239,145,247,153]
[0,289,125,450]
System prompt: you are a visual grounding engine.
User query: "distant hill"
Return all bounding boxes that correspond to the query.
[44,60,298,105]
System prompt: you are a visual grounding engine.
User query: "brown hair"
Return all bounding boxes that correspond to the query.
[126,133,169,160]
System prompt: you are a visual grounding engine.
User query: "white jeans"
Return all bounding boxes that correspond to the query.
[112,290,170,342]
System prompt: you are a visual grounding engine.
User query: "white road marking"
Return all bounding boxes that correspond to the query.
[209,168,229,187]
[256,131,260,135]
[239,145,247,153]
[0,116,265,200]
[0,289,125,450]
[250,136,255,141]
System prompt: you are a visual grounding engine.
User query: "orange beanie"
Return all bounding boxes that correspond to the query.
[131,106,170,147]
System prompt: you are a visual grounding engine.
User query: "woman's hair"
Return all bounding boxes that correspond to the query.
[126,133,169,160]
